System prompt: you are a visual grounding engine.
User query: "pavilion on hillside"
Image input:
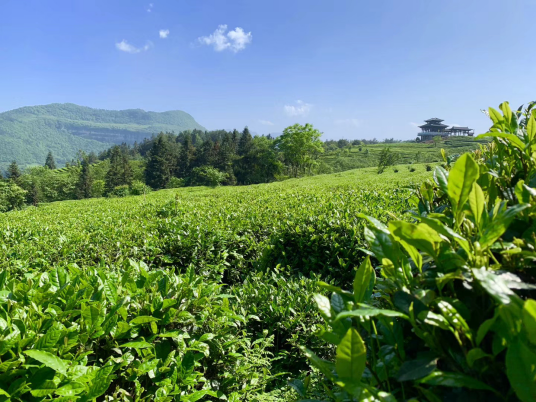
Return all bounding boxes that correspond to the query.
[417,118,474,141]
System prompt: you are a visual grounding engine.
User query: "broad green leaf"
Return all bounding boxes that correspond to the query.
[119,341,153,349]
[477,132,525,150]
[313,294,331,319]
[433,166,449,194]
[506,339,536,402]
[389,221,442,258]
[353,256,374,304]
[130,316,160,325]
[55,382,85,397]
[82,304,104,330]
[24,350,68,375]
[480,204,529,248]
[488,107,503,125]
[331,293,345,314]
[335,327,366,382]
[473,268,522,306]
[468,182,485,228]
[419,371,497,393]
[138,358,159,374]
[447,153,479,217]
[397,355,438,381]
[522,300,536,344]
[527,115,536,142]
[335,307,408,321]
[466,348,491,368]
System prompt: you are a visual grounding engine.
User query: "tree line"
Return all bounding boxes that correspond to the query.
[0,124,324,211]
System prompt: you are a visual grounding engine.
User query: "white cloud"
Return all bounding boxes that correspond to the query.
[198,25,252,52]
[147,3,153,12]
[410,122,420,128]
[335,118,361,128]
[116,40,153,54]
[159,29,170,39]
[259,120,274,126]
[284,100,312,117]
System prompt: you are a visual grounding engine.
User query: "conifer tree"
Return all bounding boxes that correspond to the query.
[105,146,124,193]
[7,161,21,180]
[45,151,56,169]
[178,134,194,178]
[238,127,253,156]
[145,135,173,189]
[77,158,93,199]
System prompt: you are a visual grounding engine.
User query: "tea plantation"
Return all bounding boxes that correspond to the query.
[1,101,536,402]
[0,166,430,401]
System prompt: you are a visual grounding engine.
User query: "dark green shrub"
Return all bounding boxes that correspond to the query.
[109,184,130,198]
[130,179,152,195]
[301,101,536,401]
[426,164,433,171]
[0,181,27,212]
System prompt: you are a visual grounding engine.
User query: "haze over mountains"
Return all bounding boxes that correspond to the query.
[0,103,206,170]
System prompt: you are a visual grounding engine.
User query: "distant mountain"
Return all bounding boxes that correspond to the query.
[0,103,206,170]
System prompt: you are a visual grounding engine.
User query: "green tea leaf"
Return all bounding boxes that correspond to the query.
[24,350,68,375]
[353,256,374,304]
[506,339,536,402]
[55,382,85,397]
[335,327,366,382]
[468,182,485,228]
[335,306,408,321]
[480,204,530,248]
[447,153,479,217]
[522,300,536,344]
[419,371,497,393]
[397,355,437,381]
[130,316,160,325]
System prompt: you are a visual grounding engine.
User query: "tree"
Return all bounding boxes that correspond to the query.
[45,151,56,170]
[177,134,194,178]
[274,123,324,177]
[7,161,21,181]
[145,135,173,189]
[77,158,93,199]
[433,136,442,147]
[377,147,399,174]
[189,166,227,187]
[105,146,132,193]
[238,127,253,156]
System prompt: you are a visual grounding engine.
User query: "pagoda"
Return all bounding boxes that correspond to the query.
[417,118,474,141]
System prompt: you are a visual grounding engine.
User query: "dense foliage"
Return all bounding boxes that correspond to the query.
[0,103,206,170]
[0,168,430,400]
[302,102,536,401]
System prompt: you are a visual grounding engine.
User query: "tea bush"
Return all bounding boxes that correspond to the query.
[303,102,536,401]
[0,167,430,400]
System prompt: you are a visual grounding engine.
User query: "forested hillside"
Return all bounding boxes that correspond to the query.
[0,103,206,170]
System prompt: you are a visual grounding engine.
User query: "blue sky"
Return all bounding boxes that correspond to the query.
[1,0,535,140]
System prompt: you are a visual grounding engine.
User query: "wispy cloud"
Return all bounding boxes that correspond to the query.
[159,29,170,39]
[116,40,153,54]
[259,120,274,126]
[284,100,312,117]
[410,122,420,128]
[198,25,252,52]
[335,118,361,128]
[147,3,153,12]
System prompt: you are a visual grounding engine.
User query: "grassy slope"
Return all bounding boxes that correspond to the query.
[321,137,488,171]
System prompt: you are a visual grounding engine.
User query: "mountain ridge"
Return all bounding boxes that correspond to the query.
[0,103,206,170]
